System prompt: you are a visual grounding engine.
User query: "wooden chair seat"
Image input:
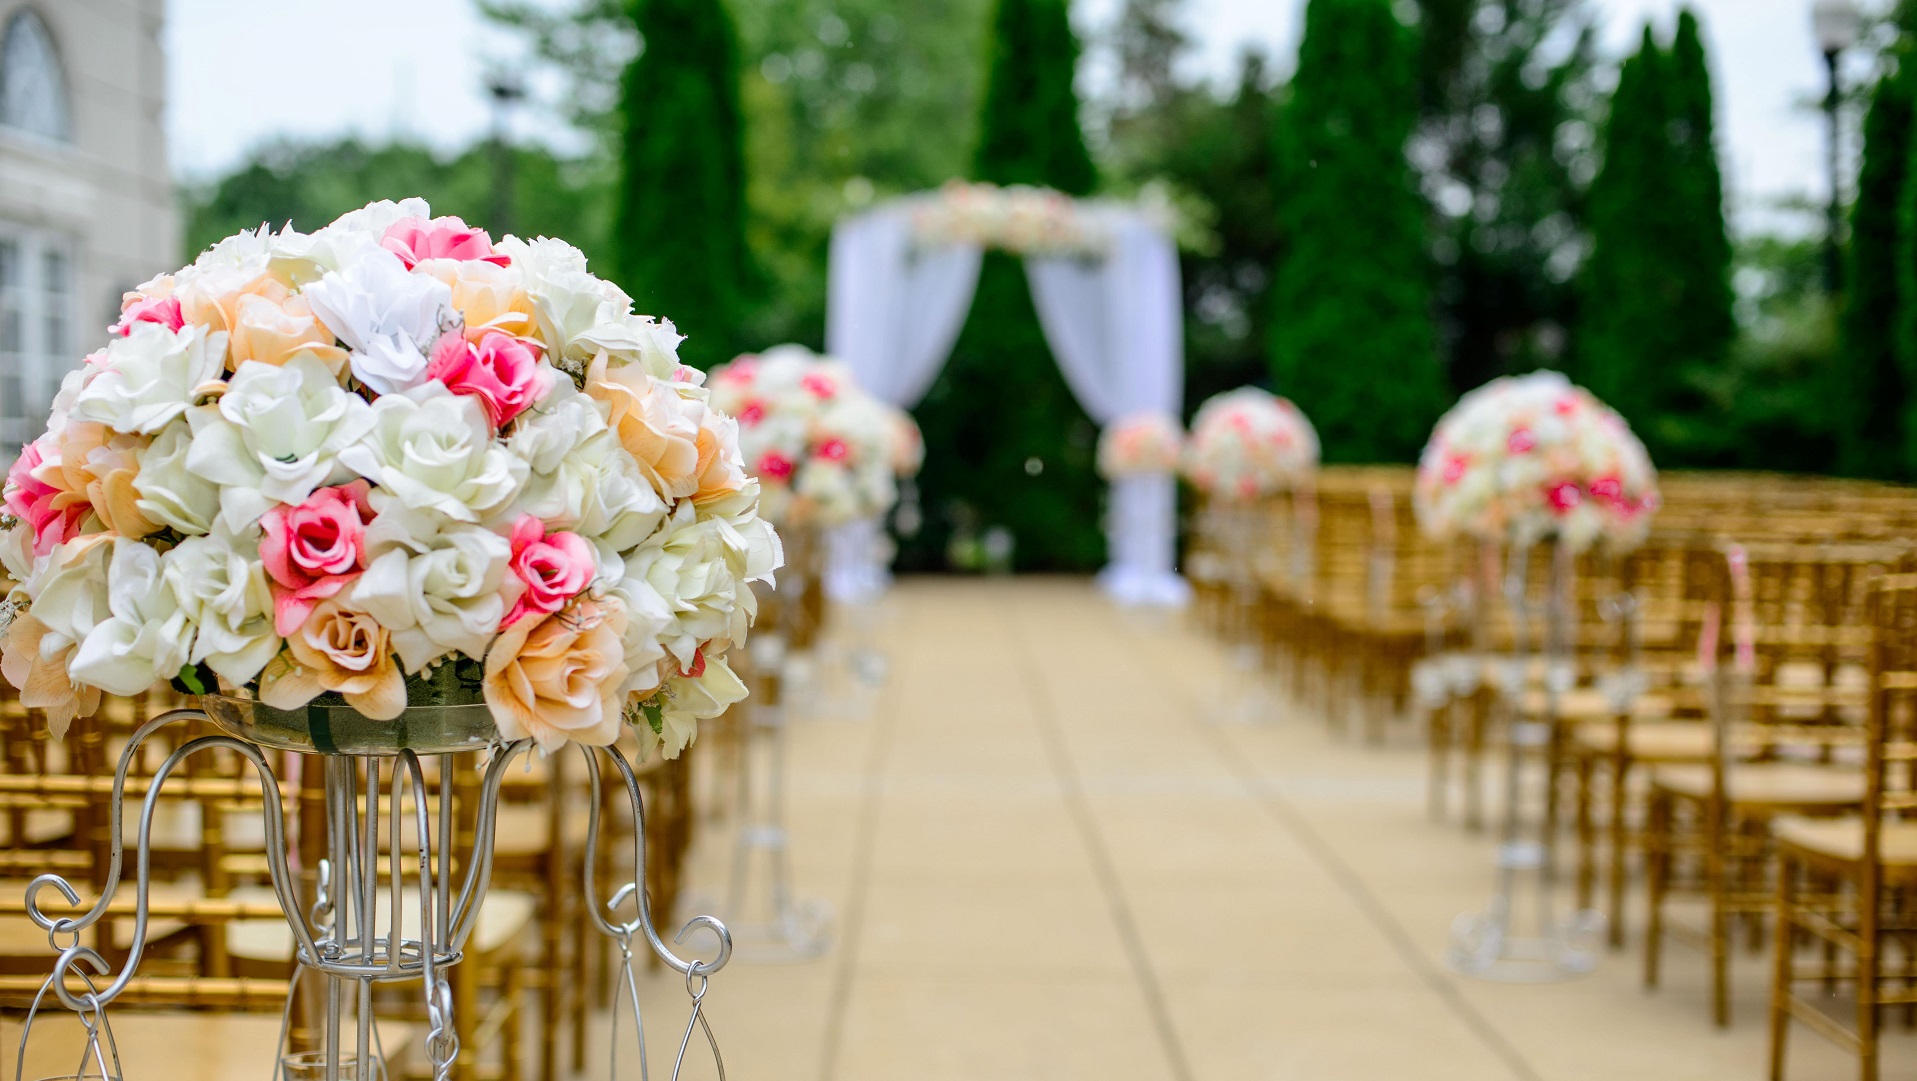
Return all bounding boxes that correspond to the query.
[1771,815,1917,880]
[1521,686,1675,720]
[1572,720,1717,761]
[1650,761,1864,809]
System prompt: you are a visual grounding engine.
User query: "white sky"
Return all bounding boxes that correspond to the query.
[165,0,1869,235]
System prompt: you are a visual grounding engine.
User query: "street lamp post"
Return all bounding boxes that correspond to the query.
[1813,0,1862,293]
[486,71,527,236]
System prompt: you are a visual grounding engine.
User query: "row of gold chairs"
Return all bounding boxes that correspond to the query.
[1190,468,1917,1081]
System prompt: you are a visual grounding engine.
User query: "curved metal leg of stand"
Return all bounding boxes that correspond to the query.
[698,705,833,963]
[1445,543,1604,982]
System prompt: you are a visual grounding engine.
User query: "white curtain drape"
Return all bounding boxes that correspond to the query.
[823,202,1188,607]
[1027,214,1188,606]
[825,206,983,407]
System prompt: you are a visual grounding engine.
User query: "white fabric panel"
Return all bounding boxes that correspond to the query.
[826,206,983,408]
[1096,473,1191,607]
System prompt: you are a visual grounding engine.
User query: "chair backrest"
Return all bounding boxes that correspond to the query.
[1865,571,1917,870]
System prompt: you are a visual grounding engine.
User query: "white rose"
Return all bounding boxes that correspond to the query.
[623,502,756,668]
[71,323,226,435]
[68,538,193,696]
[299,248,451,394]
[337,383,527,524]
[349,497,514,672]
[637,655,747,761]
[26,535,113,669]
[184,356,375,533]
[174,227,272,296]
[507,376,608,474]
[163,527,279,684]
[133,420,220,536]
[493,236,671,368]
[511,389,666,550]
[698,480,783,585]
[606,564,675,699]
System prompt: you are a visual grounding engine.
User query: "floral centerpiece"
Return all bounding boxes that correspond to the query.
[0,199,779,761]
[706,345,899,527]
[1413,369,1657,552]
[1180,388,1318,502]
[909,180,1107,257]
[886,406,924,479]
[1097,412,1183,479]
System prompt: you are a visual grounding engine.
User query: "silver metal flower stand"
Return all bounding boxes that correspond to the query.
[1446,540,1603,981]
[699,634,833,964]
[11,703,731,1081]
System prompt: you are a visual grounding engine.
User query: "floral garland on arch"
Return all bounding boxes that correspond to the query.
[908,180,1108,257]
[1413,370,1658,552]
[1181,388,1319,502]
[0,199,780,761]
[707,345,902,528]
[1097,412,1184,479]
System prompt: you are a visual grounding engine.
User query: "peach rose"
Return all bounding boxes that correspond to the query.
[228,290,349,374]
[0,611,102,738]
[53,422,157,540]
[258,599,406,720]
[585,354,700,500]
[691,410,747,504]
[419,259,535,339]
[483,597,629,752]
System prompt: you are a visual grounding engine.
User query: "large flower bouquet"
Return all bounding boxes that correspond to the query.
[1181,388,1318,501]
[1414,370,1657,551]
[909,180,1106,257]
[0,199,779,760]
[1097,412,1183,479]
[707,345,900,527]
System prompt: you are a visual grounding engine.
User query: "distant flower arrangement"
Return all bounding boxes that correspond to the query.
[0,199,780,761]
[1097,412,1184,479]
[1181,388,1318,501]
[909,180,1108,257]
[1414,370,1658,552]
[887,408,924,479]
[707,345,904,527]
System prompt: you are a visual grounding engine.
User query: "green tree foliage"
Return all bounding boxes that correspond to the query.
[1270,0,1445,462]
[1578,12,1732,463]
[1412,0,1600,393]
[905,0,1102,571]
[183,138,609,266]
[614,0,751,368]
[1841,45,1915,477]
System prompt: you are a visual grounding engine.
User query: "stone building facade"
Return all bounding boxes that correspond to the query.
[0,0,176,455]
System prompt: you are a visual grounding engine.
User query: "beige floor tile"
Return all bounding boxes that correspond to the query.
[853,879,1134,976]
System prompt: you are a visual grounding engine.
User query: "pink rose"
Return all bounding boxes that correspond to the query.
[1545,481,1581,514]
[737,401,765,427]
[800,371,838,400]
[1587,475,1623,505]
[501,515,594,628]
[5,442,90,556]
[426,329,549,429]
[719,358,759,385]
[260,483,372,637]
[380,215,510,269]
[756,450,795,482]
[110,295,184,337]
[817,437,850,463]
[1506,428,1537,454]
[1442,454,1468,484]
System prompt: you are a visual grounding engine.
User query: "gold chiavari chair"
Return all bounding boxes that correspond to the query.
[1643,542,1896,1027]
[1768,568,1917,1081]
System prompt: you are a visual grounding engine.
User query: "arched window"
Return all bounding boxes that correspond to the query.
[0,9,70,142]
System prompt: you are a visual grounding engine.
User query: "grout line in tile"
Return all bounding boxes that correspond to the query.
[1006,603,1197,1081]
[1131,625,1548,1081]
[813,599,910,1081]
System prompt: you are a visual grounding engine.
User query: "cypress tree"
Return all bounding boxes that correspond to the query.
[1662,10,1734,435]
[613,0,749,368]
[1578,28,1681,446]
[1579,12,1733,461]
[1269,0,1444,462]
[907,0,1103,571]
[1842,48,1915,477]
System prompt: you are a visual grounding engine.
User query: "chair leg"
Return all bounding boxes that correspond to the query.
[1859,870,1881,1081]
[1644,791,1669,990]
[1607,753,1633,949]
[1428,694,1452,821]
[1574,749,1596,911]
[1769,855,1795,1081]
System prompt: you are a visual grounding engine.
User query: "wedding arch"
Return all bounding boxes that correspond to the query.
[823,182,1189,606]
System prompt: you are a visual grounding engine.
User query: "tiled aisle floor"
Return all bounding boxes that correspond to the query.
[634,577,1914,1081]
